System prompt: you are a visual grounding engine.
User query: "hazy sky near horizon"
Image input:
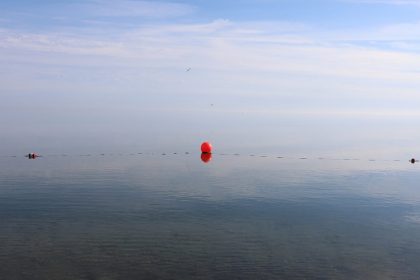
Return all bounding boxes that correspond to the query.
[1,0,420,155]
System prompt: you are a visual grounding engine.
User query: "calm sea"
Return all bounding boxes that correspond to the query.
[0,152,420,279]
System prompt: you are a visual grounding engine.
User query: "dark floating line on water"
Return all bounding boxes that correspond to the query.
[1,151,416,164]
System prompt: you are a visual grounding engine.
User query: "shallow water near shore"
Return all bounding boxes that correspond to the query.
[0,153,420,279]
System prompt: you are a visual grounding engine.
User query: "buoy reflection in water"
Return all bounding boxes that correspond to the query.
[201,153,212,163]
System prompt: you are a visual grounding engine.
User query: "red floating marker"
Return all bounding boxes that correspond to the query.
[27,153,38,159]
[201,142,212,153]
[201,152,212,163]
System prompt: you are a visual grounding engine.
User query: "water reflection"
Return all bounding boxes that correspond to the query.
[200,152,212,163]
[0,155,419,279]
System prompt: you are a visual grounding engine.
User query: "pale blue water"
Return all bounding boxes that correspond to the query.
[0,153,420,279]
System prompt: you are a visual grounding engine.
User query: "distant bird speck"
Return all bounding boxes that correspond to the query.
[186,68,191,72]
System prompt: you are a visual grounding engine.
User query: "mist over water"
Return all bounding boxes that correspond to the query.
[2,101,419,161]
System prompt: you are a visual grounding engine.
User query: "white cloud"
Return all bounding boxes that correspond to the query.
[1,19,420,113]
[379,21,420,39]
[0,30,127,57]
[337,20,420,41]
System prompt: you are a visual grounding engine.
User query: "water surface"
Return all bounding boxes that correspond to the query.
[0,153,419,279]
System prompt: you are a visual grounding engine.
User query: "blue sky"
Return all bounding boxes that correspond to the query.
[1,0,420,155]
[1,0,419,29]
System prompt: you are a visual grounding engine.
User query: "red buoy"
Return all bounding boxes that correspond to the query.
[27,153,38,159]
[201,142,212,153]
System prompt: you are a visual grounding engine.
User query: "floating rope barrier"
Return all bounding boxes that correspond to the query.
[0,151,417,164]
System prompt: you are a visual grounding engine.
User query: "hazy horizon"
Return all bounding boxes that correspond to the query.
[1,0,420,157]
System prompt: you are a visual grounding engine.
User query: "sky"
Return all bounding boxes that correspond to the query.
[1,0,420,156]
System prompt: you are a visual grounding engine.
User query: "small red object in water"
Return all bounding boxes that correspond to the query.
[27,153,38,159]
[201,152,212,163]
[201,142,212,153]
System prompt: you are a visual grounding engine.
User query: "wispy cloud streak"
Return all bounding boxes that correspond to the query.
[1,11,420,117]
[78,0,195,18]
[343,0,420,5]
